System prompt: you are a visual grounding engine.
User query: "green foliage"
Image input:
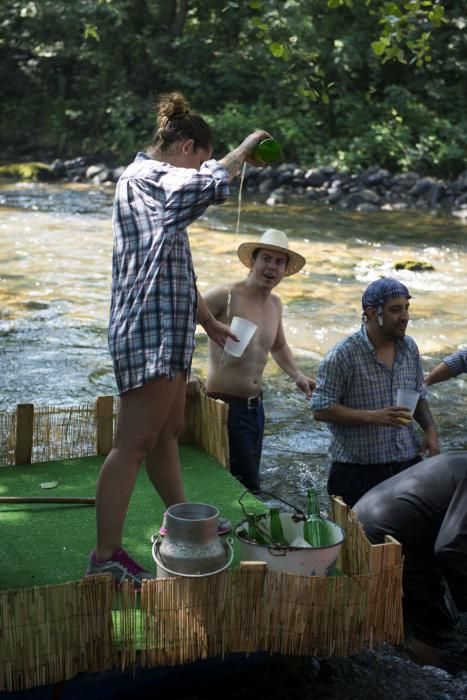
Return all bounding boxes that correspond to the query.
[327,0,447,65]
[1,0,465,177]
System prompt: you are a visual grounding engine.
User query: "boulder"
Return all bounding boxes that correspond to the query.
[394,260,435,272]
[0,162,53,181]
[86,163,108,180]
[304,169,326,187]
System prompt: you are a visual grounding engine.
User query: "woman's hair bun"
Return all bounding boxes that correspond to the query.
[156,91,190,127]
[150,89,212,154]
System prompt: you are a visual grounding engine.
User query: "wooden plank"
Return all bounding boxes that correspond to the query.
[0,496,95,505]
[14,403,34,465]
[369,543,384,575]
[96,396,114,456]
[331,496,349,573]
[382,535,403,569]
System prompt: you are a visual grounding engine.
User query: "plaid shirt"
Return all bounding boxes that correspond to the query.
[311,325,427,464]
[443,350,467,377]
[108,152,229,393]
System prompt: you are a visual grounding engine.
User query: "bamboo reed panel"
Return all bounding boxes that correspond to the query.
[1,392,229,468]
[32,402,97,463]
[0,575,114,693]
[198,391,230,468]
[179,385,230,469]
[131,562,402,669]
[0,534,403,691]
[0,403,403,690]
[331,497,404,646]
[0,409,16,467]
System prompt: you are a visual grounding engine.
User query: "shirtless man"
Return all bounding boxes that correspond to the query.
[201,229,315,492]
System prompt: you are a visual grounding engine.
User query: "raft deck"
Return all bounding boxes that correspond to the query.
[0,391,404,693]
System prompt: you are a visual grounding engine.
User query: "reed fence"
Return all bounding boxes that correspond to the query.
[0,499,403,693]
[0,393,404,693]
[0,383,230,469]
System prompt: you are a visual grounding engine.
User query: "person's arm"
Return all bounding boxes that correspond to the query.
[197,289,238,349]
[159,130,273,230]
[313,403,412,427]
[219,130,273,181]
[426,361,454,386]
[270,316,315,399]
[413,398,440,456]
[311,345,412,426]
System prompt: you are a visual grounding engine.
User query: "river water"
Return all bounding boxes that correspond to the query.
[2,181,467,506]
[1,180,467,695]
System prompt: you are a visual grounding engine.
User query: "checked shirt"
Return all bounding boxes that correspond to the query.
[443,350,467,377]
[109,152,229,393]
[311,325,427,464]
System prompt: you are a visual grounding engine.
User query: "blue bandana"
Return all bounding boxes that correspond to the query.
[362,278,411,310]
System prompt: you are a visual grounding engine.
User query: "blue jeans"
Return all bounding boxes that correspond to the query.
[228,400,265,492]
[207,392,265,492]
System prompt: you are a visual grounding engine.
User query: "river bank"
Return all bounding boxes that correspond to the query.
[1,156,467,219]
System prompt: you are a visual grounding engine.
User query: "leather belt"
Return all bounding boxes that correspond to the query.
[207,392,262,409]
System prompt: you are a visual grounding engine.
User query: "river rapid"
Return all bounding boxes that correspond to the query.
[1,181,467,696]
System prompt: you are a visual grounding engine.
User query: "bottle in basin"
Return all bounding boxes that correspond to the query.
[303,488,333,547]
[269,507,289,546]
[246,512,271,546]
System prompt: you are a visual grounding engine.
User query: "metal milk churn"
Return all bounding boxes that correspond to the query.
[153,502,232,578]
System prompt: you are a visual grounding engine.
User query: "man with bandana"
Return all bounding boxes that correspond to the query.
[312,277,440,508]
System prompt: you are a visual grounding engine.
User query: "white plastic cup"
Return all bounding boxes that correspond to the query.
[396,388,420,415]
[224,316,257,357]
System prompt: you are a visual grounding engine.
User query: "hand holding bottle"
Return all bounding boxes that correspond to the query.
[238,130,276,166]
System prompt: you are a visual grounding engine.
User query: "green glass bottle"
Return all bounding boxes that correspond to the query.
[253,138,282,165]
[269,507,288,546]
[246,512,270,546]
[303,489,333,548]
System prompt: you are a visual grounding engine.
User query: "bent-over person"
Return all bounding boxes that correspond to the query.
[354,451,467,646]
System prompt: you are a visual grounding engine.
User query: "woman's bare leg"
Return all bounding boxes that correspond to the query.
[94,375,184,560]
[144,373,187,506]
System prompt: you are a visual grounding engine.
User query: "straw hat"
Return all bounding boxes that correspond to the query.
[237,229,306,277]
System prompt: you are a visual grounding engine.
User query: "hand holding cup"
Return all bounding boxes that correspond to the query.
[224,316,257,357]
[396,388,420,424]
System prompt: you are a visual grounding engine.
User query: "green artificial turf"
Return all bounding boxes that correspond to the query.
[0,446,266,590]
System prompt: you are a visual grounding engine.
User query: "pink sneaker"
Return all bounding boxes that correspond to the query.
[159,512,231,536]
[85,547,155,590]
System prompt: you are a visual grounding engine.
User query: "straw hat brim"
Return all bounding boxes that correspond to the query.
[237,242,306,277]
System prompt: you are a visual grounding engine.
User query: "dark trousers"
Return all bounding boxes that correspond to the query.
[228,401,265,493]
[207,393,265,492]
[401,547,455,641]
[328,456,422,508]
